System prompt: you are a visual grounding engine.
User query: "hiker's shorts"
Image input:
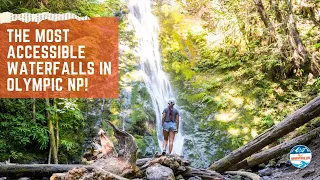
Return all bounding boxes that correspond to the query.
[163,121,177,132]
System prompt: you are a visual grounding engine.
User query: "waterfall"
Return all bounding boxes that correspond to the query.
[128,0,184,155]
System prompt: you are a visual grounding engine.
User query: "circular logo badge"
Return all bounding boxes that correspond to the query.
[289,145,312,169]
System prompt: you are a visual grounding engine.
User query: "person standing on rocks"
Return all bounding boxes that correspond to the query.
[162,99,180,155]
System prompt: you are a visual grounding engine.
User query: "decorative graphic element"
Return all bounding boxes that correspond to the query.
[289,145,312,169]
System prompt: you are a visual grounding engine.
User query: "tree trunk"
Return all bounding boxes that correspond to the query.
[46,99,58,164]
[229,126,320,170]
[209,96,320,172]
[54,99,59,155]
[311,52,320,76]
[48,146,51,164]
[0,164,128,180]
[0,164,81,178]
[270,0,288,34]
[253,0,276,40]
[56,120,59,155]
[286,0,308,70]
[32,98,36,120]
[269,0,283,24]
[136,158,152,167]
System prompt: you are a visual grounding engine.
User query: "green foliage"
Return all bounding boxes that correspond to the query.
[315,77,320,87]
[126,84,155,136]
[314,43,320,49]
[0,0,121,17]
[259,116,275,130]
[109,99,120,126]
[0,98,86,163]
[0,0,128,164]
[9,151,23,160]
[127,105,148,135]
[0,99,48,155]
[155,0,318,156]
[135,135,147,157]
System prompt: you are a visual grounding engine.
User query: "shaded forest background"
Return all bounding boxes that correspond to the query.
[0,0,319,167]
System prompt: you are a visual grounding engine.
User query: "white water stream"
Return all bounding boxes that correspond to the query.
[128,0,184,155]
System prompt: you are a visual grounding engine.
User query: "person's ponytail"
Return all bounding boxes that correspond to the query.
[169,106,173,121]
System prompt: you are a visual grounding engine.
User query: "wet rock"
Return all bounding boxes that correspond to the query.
[276,154,290,168]
[154,151,162,158]
[177,166,187,173]
[294,169,301,175]
[181,159,190,166]
[145,151,153,157]
[188,176,201,180]
[223,174,232,180]
[143,155,190,173]
[258,163,266,169]
[176,174,185,180]
[18,178,30,180]
[267,159,276,167]
[169,161,181,170]
[230,175,242,180]
[302,168,315,178]
[258,167,273,176]
[262,176,272,180]
[146,163,175,180]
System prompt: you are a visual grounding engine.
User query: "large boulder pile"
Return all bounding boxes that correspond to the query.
[135,154,224,180]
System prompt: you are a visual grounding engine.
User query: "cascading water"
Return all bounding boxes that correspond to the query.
[128,0,184,155]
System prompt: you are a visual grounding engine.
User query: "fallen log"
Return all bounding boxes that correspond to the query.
[224,171,261,180]
[0,164,82,178]
[181,167,225,180]
[229,126,320,170]
[209,96,320,172]
[136,158,152,167]
[0,156,224,180]
[0,157,152,178]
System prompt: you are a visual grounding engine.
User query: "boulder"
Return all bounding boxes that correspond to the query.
[258,167,273,176]
[188,176,201,180]
[230,175,242,180]
[262,176,272,180]
[176,174,185,180]
[146,163,175,180]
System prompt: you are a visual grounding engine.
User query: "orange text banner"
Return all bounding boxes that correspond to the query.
[0,17,118,98]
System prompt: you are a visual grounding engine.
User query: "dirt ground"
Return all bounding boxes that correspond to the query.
[270,137,320,180]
